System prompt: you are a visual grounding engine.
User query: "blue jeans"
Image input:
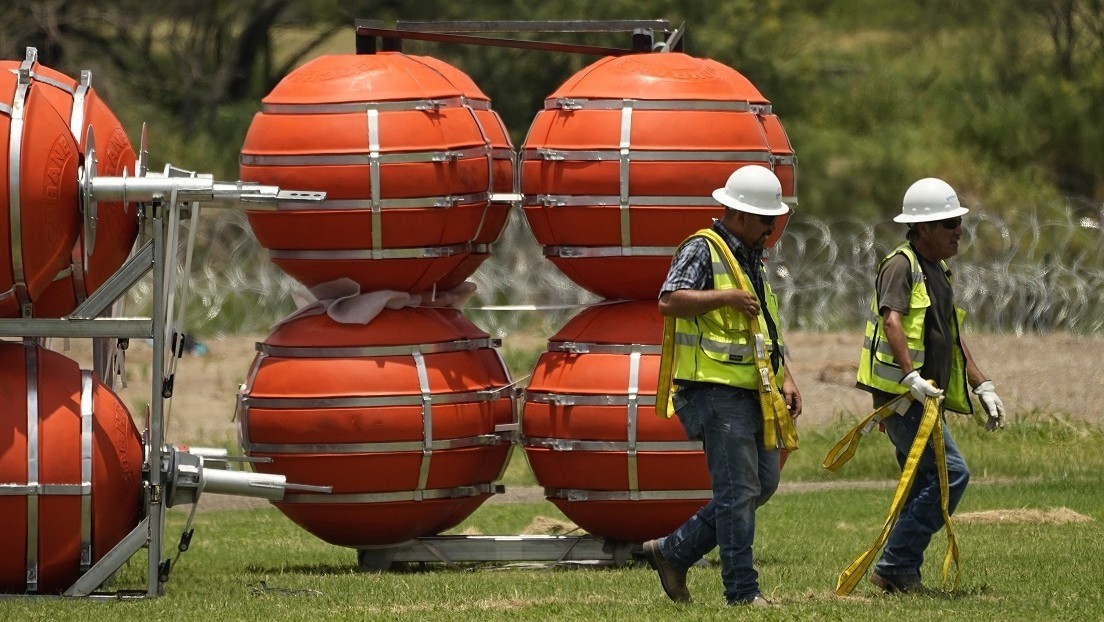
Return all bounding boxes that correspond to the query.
[658,384,780,603]
[874,398,970,578]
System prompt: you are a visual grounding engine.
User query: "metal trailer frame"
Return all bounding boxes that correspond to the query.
[0,101,322,596]
[356,535,640,572]
[1,194,180,598]
[344,18,692,573]
[354,19,684,56]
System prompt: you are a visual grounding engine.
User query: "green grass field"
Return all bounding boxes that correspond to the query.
[3,416,1102,621]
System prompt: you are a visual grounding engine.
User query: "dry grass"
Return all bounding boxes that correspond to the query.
[955,507,1093,525]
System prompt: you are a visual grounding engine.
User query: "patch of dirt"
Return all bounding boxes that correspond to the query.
[92,330,1104,448]
[520,516,580,535]
[43,330,1104,515]
[954,507,1093,524]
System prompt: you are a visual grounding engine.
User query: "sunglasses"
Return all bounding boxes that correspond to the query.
[935,217,963,230]
[758,215,778,226]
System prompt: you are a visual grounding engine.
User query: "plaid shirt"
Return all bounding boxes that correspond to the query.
[661,218,780,372]
[660,220,765,296]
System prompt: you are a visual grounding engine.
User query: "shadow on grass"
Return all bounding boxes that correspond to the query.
[246,559,650,576]
[244,563,361,575]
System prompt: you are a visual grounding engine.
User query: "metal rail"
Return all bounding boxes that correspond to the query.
[355,19,685,55]
[357,535,641,571]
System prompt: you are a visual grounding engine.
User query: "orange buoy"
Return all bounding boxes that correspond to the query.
[240,53,514,294]
[522,300,711,543]
[0,59,138,318]
[238,307,516,546]
[521,52,797,299]
[414,55,515,291]
[0,51,82,318]
[0,341,143,593]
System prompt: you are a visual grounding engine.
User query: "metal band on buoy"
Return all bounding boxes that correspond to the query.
[245,433,508,455]
[24,344,39,592]
[261,95,484,115]
[525,393,657,407]
[242,387,508,411]
[67,71,90,142]
[545,97,763,113]
[79,370,93,571]
[413,351,433,497]
[546,342,662,355]
[281,482,499,505]
[6,52,35,316]
[542,245,676,258]
[256,337,500,358]
[268,242,471,261]
[239,145,493,168]
[2,351,101,591]
[260,191,493,212]
[523,147,770,163]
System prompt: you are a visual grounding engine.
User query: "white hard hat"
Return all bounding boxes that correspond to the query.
[711,165,789,216]
[895,177,970,223]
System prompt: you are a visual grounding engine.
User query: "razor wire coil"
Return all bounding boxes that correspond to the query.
[138,203,1104,337]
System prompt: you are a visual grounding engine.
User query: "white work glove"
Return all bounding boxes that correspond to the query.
[973,380,1005,431]
[901,370,944,402]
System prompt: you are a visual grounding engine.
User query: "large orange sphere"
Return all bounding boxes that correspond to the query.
[240,53,514,294]
[521,52,797,299]
[0,341,143,593]
[522,300,712,542]
[238,307,516,546]
[0,60,138,318]
[0,58,81,318]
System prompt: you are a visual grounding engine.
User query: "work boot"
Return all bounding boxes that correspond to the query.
[870,571,934,595]
[643,539,691,603]
[729,593,773,607]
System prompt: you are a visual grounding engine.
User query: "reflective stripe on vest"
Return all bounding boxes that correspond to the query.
[673,332,788,362]
[862,335,925,367]
[856,244,972,413]
[672,240,785,390]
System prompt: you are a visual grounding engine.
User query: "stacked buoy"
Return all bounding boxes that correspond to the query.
[520,52,795,299]
[237,52,516,547]
[1,51,82,318]
[0,50,143,594]
[524,300,712,542]
[0,342,144,594]
[519,52,797,541]
[0,51,137,319]
[240,53,514,293]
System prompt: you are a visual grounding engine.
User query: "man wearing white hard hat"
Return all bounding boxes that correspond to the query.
[856,177,1005,594]
[644,165,802,607]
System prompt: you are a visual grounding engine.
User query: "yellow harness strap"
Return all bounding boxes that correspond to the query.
[830,394,961,595]
[822,393,910,472]
[657,315,678,419]
[655,230,798,452]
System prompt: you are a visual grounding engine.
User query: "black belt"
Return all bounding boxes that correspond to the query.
[674,381,756,396]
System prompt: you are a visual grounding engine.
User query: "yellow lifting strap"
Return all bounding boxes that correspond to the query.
[830,394,961,595]
[822,393,910,472]
[657,315,678,419]
[654,229,798,452]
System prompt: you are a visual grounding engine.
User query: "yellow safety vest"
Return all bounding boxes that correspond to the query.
[657,228,798,451]
[671,240,785,390]
[856,244,972,414]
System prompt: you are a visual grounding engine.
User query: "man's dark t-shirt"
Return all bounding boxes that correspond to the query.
[874,245,955,396]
